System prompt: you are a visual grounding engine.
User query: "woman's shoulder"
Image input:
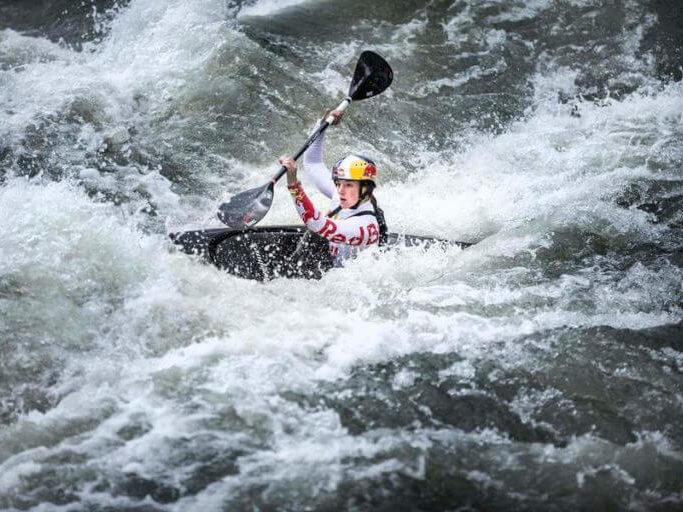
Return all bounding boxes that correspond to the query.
[337,201,376,220]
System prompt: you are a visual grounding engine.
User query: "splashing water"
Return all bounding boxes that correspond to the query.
[1,0,682,510]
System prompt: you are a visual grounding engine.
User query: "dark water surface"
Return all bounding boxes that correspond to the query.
[1,0,682,510]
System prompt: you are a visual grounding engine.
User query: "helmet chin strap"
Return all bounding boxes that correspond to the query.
[350,182,373,209]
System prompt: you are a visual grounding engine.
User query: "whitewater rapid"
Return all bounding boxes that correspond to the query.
[1,0,682,510]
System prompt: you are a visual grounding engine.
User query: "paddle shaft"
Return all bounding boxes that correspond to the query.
[271,97,352,183]
[217,50,393,228]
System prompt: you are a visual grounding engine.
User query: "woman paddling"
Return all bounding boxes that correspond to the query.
[279,109,388,266]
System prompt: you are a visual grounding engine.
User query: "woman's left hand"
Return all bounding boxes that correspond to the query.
[323,109,344,126]
[279,156,297,185]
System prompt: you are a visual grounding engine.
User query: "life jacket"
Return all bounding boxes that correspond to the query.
[327,201,388,246]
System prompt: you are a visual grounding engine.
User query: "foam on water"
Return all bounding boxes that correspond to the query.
[238,0,315,18]
[1,0,682,509]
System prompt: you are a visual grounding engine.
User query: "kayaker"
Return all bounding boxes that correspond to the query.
[279,109,387,266]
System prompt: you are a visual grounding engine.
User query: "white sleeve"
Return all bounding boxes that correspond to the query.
[303,122,336,199]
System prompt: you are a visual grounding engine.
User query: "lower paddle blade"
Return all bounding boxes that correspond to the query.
[217,182,274,227]
[348,50,393,101]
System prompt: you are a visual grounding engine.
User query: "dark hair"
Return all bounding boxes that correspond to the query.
[369,194,388,246]
[361,182,387,246]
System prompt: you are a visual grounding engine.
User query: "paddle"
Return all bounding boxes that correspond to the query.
[217,50,393,227]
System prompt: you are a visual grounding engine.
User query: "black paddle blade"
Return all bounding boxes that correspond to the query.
[217,182,274,227]
[348,50,393,101]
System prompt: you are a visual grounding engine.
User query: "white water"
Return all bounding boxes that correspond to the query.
[238,0,315,18]
[1,0,682,509]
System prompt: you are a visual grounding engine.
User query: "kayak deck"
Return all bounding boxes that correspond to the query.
[170,225,472,281]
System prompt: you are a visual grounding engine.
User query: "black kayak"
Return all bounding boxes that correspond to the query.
[169,225,472,281]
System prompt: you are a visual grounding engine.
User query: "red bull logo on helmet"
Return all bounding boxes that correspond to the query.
[333,154,377,183]
[362,163,376,178]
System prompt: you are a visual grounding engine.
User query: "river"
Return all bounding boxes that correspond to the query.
[1,0,682,510]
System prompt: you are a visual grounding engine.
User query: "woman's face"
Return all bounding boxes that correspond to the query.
[336,180,360,208]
